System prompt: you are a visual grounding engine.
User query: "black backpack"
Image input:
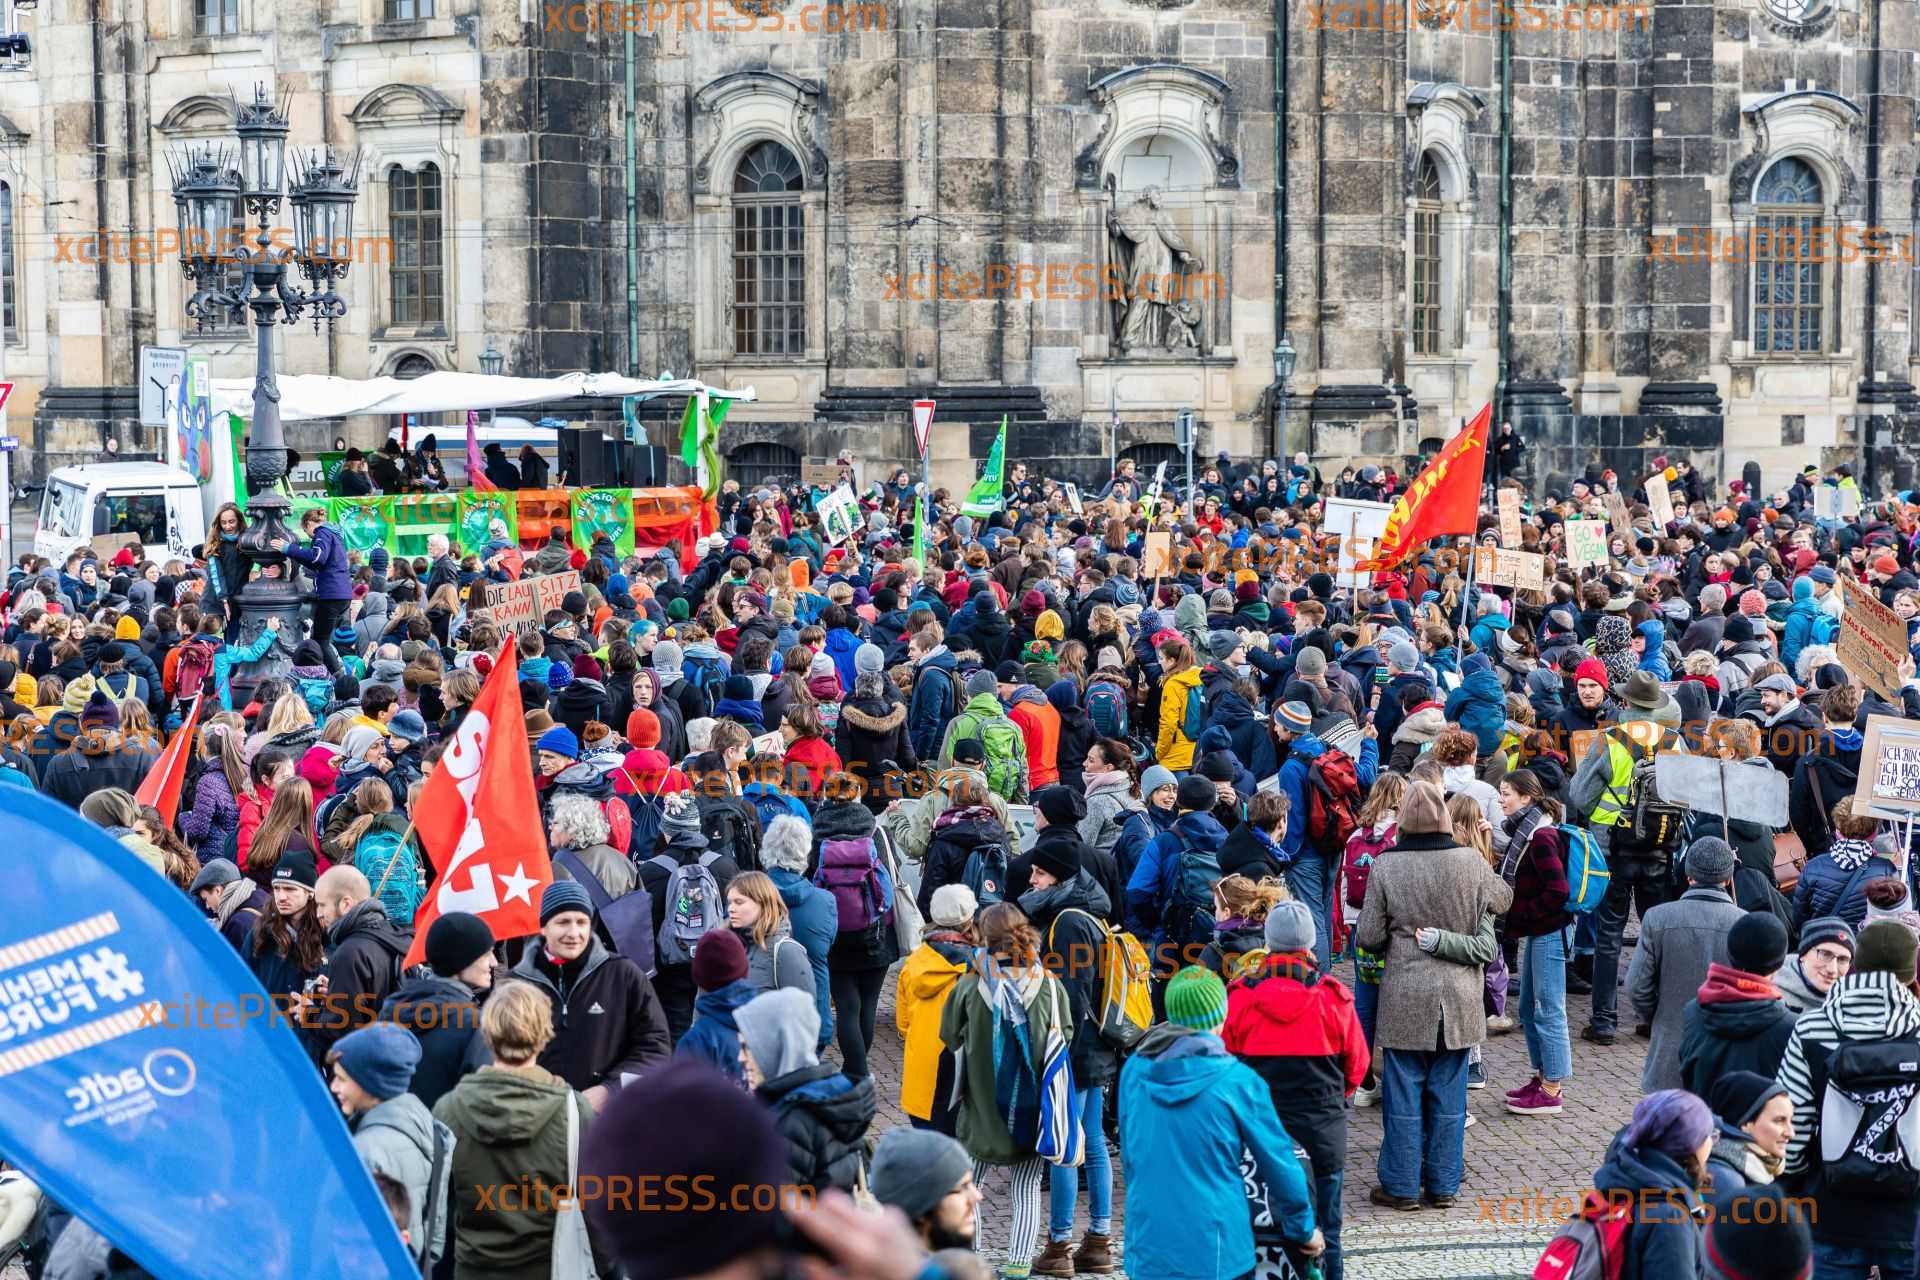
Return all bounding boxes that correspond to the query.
[1611,734,1687,859]
[1818,1034,1920,1198]
[697,793,762,871]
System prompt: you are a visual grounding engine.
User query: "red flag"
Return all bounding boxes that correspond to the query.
[1355,403,1491,573]
[135,694,201,825]
[465,410,496,491]
[403,643,552,966]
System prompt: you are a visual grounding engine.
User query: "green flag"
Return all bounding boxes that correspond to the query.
[678,396,700,469]
[572,488,636,557]
[913,493,929,565]
[679,394,732,498]
[961,415,1007,518]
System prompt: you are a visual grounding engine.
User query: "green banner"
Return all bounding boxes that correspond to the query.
[328,498,392,556]
[385,492,458,560]
[913,492,929,566]
[458,491,518,555]
[319,451,348,495]
[572,488,635,558]
[961,415,1007,518]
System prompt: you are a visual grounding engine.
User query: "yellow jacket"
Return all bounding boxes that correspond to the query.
[1156,665,1204,772]
[894,936,972,1121]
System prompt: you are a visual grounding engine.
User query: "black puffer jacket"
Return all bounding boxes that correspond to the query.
[918,807,1012,918]
[554,676,613,739]
[310,899,414,1057]
[833,690,916,813]
[759,1063,877,1194]
[379,973,492,1109]
[1018,867,1119,1087]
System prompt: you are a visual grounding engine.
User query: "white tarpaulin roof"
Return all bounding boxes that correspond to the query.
[209,371,756,422]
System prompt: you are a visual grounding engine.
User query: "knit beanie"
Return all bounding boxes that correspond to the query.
[660,792,708,846]
[627,706,661,749]
[328,1023,420,1100]
[582,1061,790,1280]
[1176,775,1218,814]
[1388,640,1420,672]
[1396,780,1450,835]
[1727,911,1788,975]
[1796,916,1856,959]
[869,1128,973,1223]
[691,929,749,992]
[1296,647,1328,678]
[1276,700,1313,733]
[1164,966,1228,1034]
[929,883,978,928]
[540,879,595,924]
[1029,828,1082,884]
[425,911,495,977]
[1263,900,1315,953]
[1684,836,1736,886]
[965,669,999,698]
[1706,1071,1788,1128]
[1703,1184,1812,1280]
[1854,919,1918,985]
[1033,784,1087,828]
[855,642,885,676]
[536,725,580,760]
[1574,657,1609,690]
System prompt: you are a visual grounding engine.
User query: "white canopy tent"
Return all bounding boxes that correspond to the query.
[208,371,756,422]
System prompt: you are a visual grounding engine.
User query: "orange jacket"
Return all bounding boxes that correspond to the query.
[1007,695,1060,790]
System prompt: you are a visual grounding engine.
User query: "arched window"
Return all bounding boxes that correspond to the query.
[732,142,806,356]
[0,181,15,342]
[727,441,802,490]
[388,163,444,328]
[1411,155,1444,355]
[1753,157,1825,355]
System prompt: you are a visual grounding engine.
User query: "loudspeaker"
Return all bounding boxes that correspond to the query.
[559,427,669,487]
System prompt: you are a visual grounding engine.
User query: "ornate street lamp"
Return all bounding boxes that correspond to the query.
[170,84,359,701]
[478,342,504,428]
[1272,331,1297,460]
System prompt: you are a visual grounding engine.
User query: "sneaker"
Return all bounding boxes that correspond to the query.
[1581,1024,1616,1046]
[1505,1074,1542,1099]
[1370,1186,1423,1211]
[1486,1014,1518,1036]
[1031,1240,1076,1278]
[1506,1082,1566,1116]
[1464,1111,1478,1130]
[1352,1083,1380,1108]
[1466,1061,1487,1089]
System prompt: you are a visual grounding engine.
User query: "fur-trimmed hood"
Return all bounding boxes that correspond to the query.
[840,699,907,734]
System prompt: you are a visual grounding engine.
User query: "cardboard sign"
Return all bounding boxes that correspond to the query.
[1322,496,1395,589]
[1497,487,1523,547]
[477,569,581,635]
[1474,545,1514,588]
[1143,531,1174,577]
[1855,714,1920,819]
[1505,548,1546,591]
[1064,483,1083,515]
[801,462,844,489]
[750,730,787,760]
[1646,480,1674,528]
[1569,720,1670,768]
[1565,519,1609,569]
[1839,576,1907,700]
[1607,493,1633,539]
[1655,754,1789,829]
[817,485,862,546]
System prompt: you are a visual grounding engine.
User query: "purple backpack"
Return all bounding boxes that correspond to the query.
[815,837,888,935]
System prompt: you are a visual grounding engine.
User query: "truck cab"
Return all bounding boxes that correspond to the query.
[33,463,209,568]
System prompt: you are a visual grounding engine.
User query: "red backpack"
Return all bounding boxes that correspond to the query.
[1532,1190,1632,1280]
[1342,820,1396,910]
[174,637,220,702]
[1306,749,1362,858]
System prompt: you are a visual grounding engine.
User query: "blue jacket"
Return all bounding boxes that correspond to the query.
[674,978,757,1082]
[743,782,812,831]
[1374,671,1431,744]
[1275,734,1379,863]
[284,524,353,600]
[1636,620,1671,680]
[907,648,960,761]
[217,629,279,712]
[823,626,864,692]
[1791,848,1897,931]
[1112,804,1174,890]
[1119,1026,1315,1280]
[1468,610,1510,658]
[769,866,838,1046]
[1444,667,1507,757]
[1591,1134,1703,1280]
[1126,810,1229,946]
[1781,578,1824,674]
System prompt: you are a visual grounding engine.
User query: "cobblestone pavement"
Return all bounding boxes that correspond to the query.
[860,945,1647,1280]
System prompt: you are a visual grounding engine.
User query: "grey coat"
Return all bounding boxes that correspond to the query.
[741,921,815,998]
[1355,832,1514,1052]
[1626,886,1745,1092]
[352,1091,455,1266]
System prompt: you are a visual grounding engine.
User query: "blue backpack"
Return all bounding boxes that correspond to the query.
[750,788,799,831]
[682,653,727,716]
[1558,824,1610,914]
[554,848,658,976]
[1180,682,1204,741]
[1163,835,1223,948]
[1810,612,1839,648]
[1086,680,1130,738]
[357,827,424,929]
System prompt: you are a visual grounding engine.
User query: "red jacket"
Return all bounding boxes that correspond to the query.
[1225,955,1370,1177]
[782,735,842,799]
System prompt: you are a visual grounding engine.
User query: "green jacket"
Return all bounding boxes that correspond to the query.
[939,969,1073,1165]
[432,1065,611,1280]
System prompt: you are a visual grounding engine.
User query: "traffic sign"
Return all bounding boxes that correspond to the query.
[0,437,17,452]
[139,347,184,425]
[912,399,935,457]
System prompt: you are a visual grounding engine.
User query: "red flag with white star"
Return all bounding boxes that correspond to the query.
[403,642,551,966]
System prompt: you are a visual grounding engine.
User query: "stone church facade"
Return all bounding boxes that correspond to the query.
[6,0,1918,498]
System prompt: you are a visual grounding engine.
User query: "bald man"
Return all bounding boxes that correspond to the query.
[307,865,414,1056]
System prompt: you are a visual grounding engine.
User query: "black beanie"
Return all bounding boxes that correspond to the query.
[1727,911,1788,975]
[1703,1184,1811,1280]
[1196,751,1238,784]
[1033,784,1087,829]
[1706,1070,1787,1128]
[425,911,495,978]
[1176,775,1218,813]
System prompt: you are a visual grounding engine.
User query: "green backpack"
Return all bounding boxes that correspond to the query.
[956,712,1023,801]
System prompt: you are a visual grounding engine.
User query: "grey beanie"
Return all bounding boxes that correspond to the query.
[1207,630,1241,662]
[1388,641,1420,672]
[1295,647,1327,678]
[1263,900,1316,953]
[661,792,708,846]
[855,642,885,676]
[869,1127,972,1221]
[1684,837,1737,886]
[965,669,999,698]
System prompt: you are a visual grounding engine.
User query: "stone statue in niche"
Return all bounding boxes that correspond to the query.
[1106,183,1204,354]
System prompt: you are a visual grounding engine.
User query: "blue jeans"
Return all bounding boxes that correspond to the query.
[1312,1169,1345,1280]
[1353,977,1379,1058]
[1812,1241,1917,1280]
[1285,854,1332,972]
[1047,1086,1112,1240]
[1519,927,1572,1082]
[1573,911,1594,959]
[1376,1047,1469,1199]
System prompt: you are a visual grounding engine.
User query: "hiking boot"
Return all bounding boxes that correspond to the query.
[1073,1232,1116,1274]
[1370,1186,1422,1211]
[1634,1022,1652,1038]
[1486,1014,1517,1036]
[1566,972,1593,996]
[1466,1060,1487,1089]
[1505,1082,1565,1116]
[1032,1239,1076,1277]
[1581,1024,1615,1046]
[1505,1074,1542,1099]
[1423,1192,1458,1209]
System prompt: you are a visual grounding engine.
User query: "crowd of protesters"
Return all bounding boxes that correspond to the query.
[6,435,1920,1280]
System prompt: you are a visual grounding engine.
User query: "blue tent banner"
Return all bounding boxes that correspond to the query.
[0,789,416,1279]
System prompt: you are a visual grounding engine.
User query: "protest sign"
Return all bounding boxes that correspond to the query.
[1814,487,1839,519]
[1565,519,1608,569]
[1646,480,1674,528]
[801,462,843,489]
[1064,482,1083,514]
[1504,549,1546,591]
[1497,487,1523,546]
[1474,546,1514,588]
[0,790,418,1279]
[817,484,862,546]
[1855,714,1920,819]
[1655,754,1789,831]
[1143,531,1174,577]
[477,569,581,635]
[1322,496,1395,588]
[751,730,787,760]
[1839,575,1907,699]
[1607,493,1633,539]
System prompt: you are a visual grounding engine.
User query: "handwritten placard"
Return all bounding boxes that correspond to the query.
[1840,575,1908,699]
[1497,487,1523,547]
[1855,714,1920,818]
[1565,519,1609,569]
[1144,531,1174,577]
[477,569,581,635]
[1646,480,1674,528]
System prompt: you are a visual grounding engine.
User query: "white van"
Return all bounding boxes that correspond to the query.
[33,462,210,567]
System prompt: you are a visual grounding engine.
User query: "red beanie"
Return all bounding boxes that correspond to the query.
[1575,657,1609,690]
[1739,590,1768,618]
[1874,553,1902,576]
[627,706,661,750]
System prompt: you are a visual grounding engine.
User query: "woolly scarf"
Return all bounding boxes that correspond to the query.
[1084,769,1130,793]
[1828,836,1875,873]
[1261,950,1320,988]
[980,956,1043,1147]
